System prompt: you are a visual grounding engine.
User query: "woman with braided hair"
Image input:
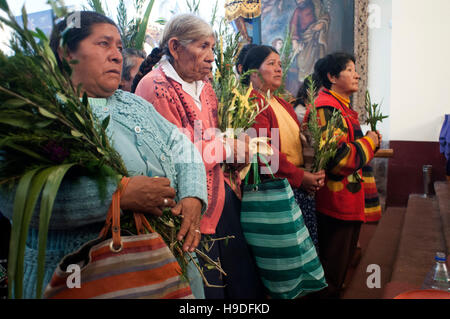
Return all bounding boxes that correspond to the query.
[132,14,265,299]
[131,47,162,94]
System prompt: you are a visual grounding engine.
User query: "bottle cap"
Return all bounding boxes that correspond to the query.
[435,252,447,262]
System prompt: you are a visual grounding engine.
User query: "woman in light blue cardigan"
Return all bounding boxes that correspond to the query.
[0,11,208,299]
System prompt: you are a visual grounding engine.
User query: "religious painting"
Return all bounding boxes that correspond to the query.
[261,0,355,96]
[226,0,262,44]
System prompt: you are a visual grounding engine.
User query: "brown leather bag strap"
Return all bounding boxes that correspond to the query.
[98,201,114,239]
[98,177,156,250]
[111,177,131,251]
[97,177,131,252]
[110,185,122,251]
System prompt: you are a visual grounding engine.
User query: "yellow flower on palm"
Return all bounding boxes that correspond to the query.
[232,82,253,120]
[215,69,221,82]
[319,128,330,150]
[320,127,344,149]
[319,135,327,150]
[331,128,345,144]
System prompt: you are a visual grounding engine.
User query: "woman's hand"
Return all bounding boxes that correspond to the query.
[301,170,326,193]
[366,131,381,149]
[376,130,382,146]
[120,175,176,216]
[171,197,203,252]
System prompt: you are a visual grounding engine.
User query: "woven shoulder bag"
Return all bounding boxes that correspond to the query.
[44,177,194,299]
[240,154,327,299]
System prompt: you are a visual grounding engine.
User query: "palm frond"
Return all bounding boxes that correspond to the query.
[86,0,106,15]
[306,76,345,172]
[213,19,267,135]
[134,0,155,50]
[364,90,388,131]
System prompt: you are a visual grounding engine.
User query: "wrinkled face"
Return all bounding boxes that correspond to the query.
[120,56,144,92]
[170,35,215,83]
[67,23,123,98]
[251,51,282,93]
[329,61,360,96]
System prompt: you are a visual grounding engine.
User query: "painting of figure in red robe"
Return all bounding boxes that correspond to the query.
[261,0,355,96]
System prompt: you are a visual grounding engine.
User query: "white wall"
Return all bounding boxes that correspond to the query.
[367,0,392,141]
[389,0,450,142]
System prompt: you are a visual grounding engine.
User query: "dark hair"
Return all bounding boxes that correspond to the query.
[313,51,356,89]
[122,48,146,82]
[235,43,257,74]
[50,11,118,70]
[241,45,278,85]
[295,73,321,106]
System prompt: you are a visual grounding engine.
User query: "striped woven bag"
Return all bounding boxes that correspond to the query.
[44,177,194,299]
[240,155,327,299]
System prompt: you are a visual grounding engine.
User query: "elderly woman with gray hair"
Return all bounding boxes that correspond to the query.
[132,14,265,299]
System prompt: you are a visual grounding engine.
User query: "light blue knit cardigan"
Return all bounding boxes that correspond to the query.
[0,90,208,298]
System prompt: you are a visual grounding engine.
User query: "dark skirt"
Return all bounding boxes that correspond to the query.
[293,188,319,251]
[198,183,266,299]
[315,212,362,299]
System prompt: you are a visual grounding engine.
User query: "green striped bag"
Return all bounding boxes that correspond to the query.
[240,155,327,299]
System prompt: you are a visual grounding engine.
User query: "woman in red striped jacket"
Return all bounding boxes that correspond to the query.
[310,52,381,298]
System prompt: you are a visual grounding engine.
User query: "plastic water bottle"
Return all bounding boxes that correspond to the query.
[421,252,450,291]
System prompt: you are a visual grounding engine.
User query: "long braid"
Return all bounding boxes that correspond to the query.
[131,47,164,93]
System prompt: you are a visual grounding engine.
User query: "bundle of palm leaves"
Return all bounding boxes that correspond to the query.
[305,76,345,173]
[364,90,388,131]
[213,20,267,136]
[85,0,155,51]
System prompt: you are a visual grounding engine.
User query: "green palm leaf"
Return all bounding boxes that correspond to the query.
[9,166,56,298]
[0,0,9,11]
[134,0,155,50]
[36,163,75,298]
[7,168,40,299]
[365,90,388,131]
[87,0,106,15]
